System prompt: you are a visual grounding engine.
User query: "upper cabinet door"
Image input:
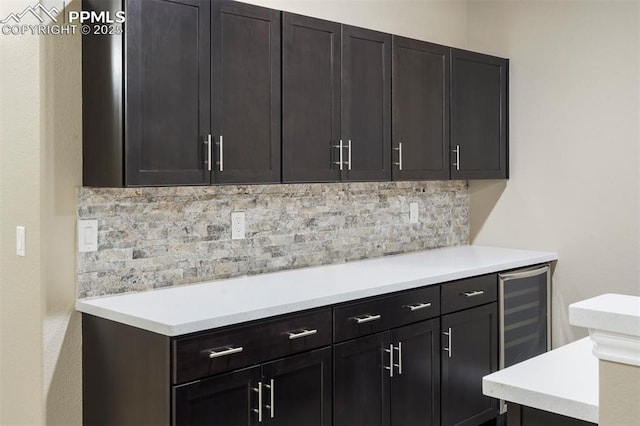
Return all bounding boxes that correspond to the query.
[341,26,392,182]
[282,14,341,183]
[392,37,449,181]
[212,1,281,184]
[125,0,210,186]
[450,49,509,180]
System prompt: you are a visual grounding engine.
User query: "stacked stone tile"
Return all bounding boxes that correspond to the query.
[77,181,469,297]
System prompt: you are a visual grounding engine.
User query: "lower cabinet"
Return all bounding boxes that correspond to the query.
[333,318,441,426]
[441,302,499,426]
[391,320,441,426]
[334,332,390,425]
[174,366,260,426]
[262,348,332,426]
[174,347,332,426]
[83,274,506,426]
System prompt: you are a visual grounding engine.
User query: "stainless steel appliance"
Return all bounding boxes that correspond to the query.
[498,264,551,414]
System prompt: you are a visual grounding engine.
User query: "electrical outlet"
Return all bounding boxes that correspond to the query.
[409,203,419,224]
[231,212,245,240]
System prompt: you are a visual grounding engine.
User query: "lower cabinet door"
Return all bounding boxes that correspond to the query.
[441,303,498,426]
[333,332,391,426]
[173,365,261,426]
[262,347,332,426]
[390,318,441,426]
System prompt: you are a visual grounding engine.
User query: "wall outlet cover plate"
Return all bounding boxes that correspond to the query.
[231,212,245,240]
[78,219,98,252]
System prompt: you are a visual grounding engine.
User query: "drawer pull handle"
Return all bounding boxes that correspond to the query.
[208,346,244,359]
[462,290,484,297]
[287,329,318,340]
[354,314,382,324]
[405,302,432,311]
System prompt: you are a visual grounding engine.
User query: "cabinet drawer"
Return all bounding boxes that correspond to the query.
[334,286,440,342]
[173,308,332,384]
[391,286,441,327]
[441,274,497,314]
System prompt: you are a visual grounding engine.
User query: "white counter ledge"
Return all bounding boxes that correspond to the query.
[570,293,640,367]
[75,245,557,336]
[482,337,598,423]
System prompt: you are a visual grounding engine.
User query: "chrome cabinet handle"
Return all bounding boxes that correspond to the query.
[404,302,432,311]
[347,139,352,170]
[208,346,243,359]
[333,140,344,170]
[354,314,381,324]
[452,144,460,171]
[393,142,403,170]
[384,344,394,377]
[443,328,452,358]
[252,382,263,422]
[394,342,403,374]
[287,329,318,340]
[205,134,212,171]
[264,379,275,418]
[215,135,223,172]
[462,290,484,297]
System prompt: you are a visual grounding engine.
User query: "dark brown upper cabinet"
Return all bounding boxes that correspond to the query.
[82,0,280,187]
[450,49,509,180]
[341,26,392,182]
[83,1,509,187]
[212,1,281,184]
[282,13,341,183]
[392,37,450,181]
[83,0,211,187]
[282,16,391,183]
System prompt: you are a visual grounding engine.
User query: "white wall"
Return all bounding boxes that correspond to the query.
[466,0,640,346]
[41,0,83,423]
[0,0,82,424]
[241,0,468,48]
[0,1,45,424]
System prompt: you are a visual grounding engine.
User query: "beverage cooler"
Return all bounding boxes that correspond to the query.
[498,264,551,414]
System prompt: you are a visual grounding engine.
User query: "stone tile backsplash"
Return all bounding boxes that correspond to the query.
[77,181,469,298]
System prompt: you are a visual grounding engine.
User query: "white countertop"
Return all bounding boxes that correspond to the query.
[483,337,598,423]
[76,245,557,336]
[570,293,640,367]
[570,293,640,337]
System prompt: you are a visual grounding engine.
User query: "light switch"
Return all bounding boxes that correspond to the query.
[78,219,98,252]
[16,226,25,256]
[84,226,94,245]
